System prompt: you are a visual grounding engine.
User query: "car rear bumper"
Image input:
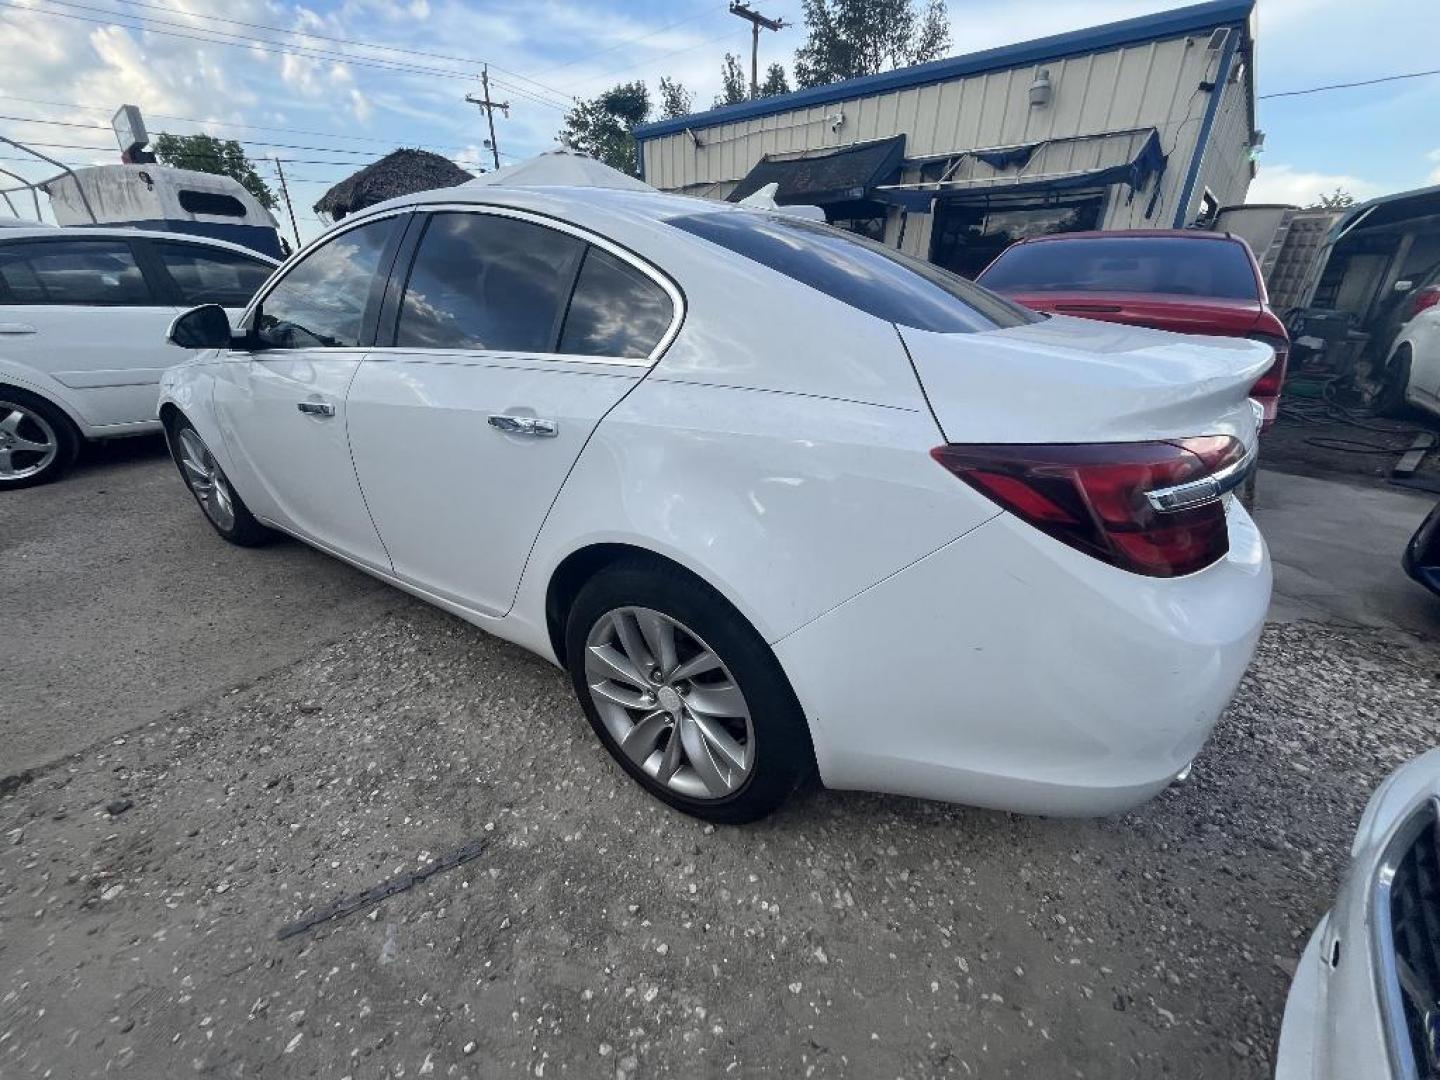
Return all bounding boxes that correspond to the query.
[772,499,1271,816]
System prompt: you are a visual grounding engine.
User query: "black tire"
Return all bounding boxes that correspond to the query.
[0,387,79,490]
[165,414,273,547]
[1376,348,1413,417]
[564,558,814,824]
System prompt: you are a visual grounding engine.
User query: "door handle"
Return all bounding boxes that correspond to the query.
[0,323,38,335]
[296,400,336,417]
[488,414,558,438]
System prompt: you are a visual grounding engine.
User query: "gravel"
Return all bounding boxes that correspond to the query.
[2,610,1438,1079]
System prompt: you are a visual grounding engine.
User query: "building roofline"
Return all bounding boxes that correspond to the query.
[634,0,1256,142]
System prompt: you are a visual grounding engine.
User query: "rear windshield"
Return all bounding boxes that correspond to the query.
[980,236,1260,301]
[666,210,1039,334]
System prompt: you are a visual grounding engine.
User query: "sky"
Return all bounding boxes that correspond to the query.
[0,0,1437,242]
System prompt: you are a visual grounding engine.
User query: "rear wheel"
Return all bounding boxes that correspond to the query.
[0,389,78,490]
[1376,348,1413,417]
[167,416,273,546]
[565,559,812,824]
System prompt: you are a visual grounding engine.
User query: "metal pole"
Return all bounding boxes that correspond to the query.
[482,66,501,171]
[272,157,302,251]
[751,21,760,99]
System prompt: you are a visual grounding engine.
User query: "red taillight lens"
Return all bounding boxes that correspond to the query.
[932,438,1243,578]
[1247,334,1289,432]
[1410,286,1440,321]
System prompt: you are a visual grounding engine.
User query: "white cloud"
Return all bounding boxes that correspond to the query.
[1428,149,1440,185]
[1247,164,1388,206]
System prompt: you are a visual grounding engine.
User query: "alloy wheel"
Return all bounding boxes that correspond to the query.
[583,606,755,800]
[0,400,59,481]
[176,427,236,532]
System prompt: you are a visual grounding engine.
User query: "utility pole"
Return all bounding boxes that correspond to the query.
[728,2,787,99]
[464,66,509,171]
[271,157,301,251]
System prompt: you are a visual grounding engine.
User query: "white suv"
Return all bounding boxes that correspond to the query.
[0,227,276,488]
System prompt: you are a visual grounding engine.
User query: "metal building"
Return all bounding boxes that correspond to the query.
[633,0,1259,278]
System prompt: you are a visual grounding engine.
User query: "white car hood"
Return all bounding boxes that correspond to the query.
[899,315,1274,445]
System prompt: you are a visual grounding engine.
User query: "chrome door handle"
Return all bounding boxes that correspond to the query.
[0,323,38,335]
[488,414,557,438]
[296,400,336,417]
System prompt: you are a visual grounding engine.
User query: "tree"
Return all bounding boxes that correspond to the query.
[1310,186,1356,210]
[793,0,949,89]
[715,52,748,108]
[658,76,693,120]
[152,133,277,210]
[759,62,791,97]
[558,81,651,177]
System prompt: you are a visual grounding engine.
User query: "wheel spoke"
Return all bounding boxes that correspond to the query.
[669,649,722,682]
[683,682,747,719]
[590,679,651,711]
[10,435,52,454]
[0,447,12,475]
[620,710,670,764]
[656,723,685,783]
[613,612,655,675]
[587,642,646,689]
[0,409,22,435]
[635,609,678,677]
[678,715,731,796]
[688,712,748,772]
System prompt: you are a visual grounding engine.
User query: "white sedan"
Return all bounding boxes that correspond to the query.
[0,227,276,488]
[159,185,1273,823]
[1379,293,1440,420]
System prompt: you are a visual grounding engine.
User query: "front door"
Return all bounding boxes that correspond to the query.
[345,210,677,616]
[213,214,402,569]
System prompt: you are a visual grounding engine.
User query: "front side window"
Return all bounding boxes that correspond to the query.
[0,240,151,306]
[396,213,584,352]
[154,241,273,306]
[979,236,1261,300]
[255,216,396,348]
[559,247,673,359]
[666,210,1039,334]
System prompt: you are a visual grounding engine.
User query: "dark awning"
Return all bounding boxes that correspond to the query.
[728,135,906,206]
[875,128,1165,213]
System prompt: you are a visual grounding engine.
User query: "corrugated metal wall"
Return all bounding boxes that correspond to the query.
[641,25,1251,248]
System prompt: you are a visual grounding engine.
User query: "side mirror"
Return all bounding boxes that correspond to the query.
[167,304,234,350]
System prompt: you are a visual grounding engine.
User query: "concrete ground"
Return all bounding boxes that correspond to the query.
[2,439,1439,1078]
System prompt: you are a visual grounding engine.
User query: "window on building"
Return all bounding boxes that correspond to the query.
[153,241,273,306]
[667,210,1037,334]
[0,239,152,305]
[559,247,673,359]
[395,212,584,352]
[929,194,1106,279]
[255,216,396,348]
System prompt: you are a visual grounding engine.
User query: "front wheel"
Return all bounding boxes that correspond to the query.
[1375,349,1413,417]
[167,416,273,546]
[565,560,813,824]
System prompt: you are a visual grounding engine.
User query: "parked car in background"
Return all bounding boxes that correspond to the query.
[976,230,1289,427]
[1376,290,1440,420]
[0,228,276,488]
[159,186,1273,823]
[1276,750,1440,1080]
[1404,502,1440,598]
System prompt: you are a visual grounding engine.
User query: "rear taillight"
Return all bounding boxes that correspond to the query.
[1246,334,1289,432]
[932,437,1246,578]
[1410,286,1440,321]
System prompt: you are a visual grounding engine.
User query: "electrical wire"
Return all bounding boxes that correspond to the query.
[1259,67,1440,100]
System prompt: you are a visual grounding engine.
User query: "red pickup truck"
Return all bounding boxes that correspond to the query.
[976,230,1289,426]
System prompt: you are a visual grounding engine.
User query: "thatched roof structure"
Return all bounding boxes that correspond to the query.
[313,149,473,221]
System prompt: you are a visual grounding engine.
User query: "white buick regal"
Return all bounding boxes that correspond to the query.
[159,185,1273,823]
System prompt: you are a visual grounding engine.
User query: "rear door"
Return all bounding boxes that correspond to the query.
[0,235,178,429]
[139,237,276,324]
[345,207,678,616]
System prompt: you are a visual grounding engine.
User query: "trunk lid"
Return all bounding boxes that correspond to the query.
[901,314,1273,446]
[1001,290,1268,337]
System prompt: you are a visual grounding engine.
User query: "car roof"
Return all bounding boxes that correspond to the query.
[1009,229,1240,245]
[0,225,280,263]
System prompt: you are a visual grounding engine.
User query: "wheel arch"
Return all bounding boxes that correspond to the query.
[0,378,86,442]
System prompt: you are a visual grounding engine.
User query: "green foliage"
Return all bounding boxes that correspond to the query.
[1310,186,1356,210]
[759,62,791,98]
[558,80,652,176]
[658,76,693,120]
[793,0,949,89]
[151,133,277,210]
[715,52,749,108]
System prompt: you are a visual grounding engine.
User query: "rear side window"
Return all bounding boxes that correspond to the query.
[0,240,151,306]
[256,216,396,348]
[560,247,673,358]
[980,237,1261,301]
[396,213,584,352]
[666,211,1037,334]
[154,241,272,306]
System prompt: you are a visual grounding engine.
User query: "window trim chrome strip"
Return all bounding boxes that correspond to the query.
[1144,437,1260,514]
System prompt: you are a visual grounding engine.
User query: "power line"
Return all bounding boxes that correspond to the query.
[1258,67,1440,100]
[561,26,745,92]
[528,4,722,77]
